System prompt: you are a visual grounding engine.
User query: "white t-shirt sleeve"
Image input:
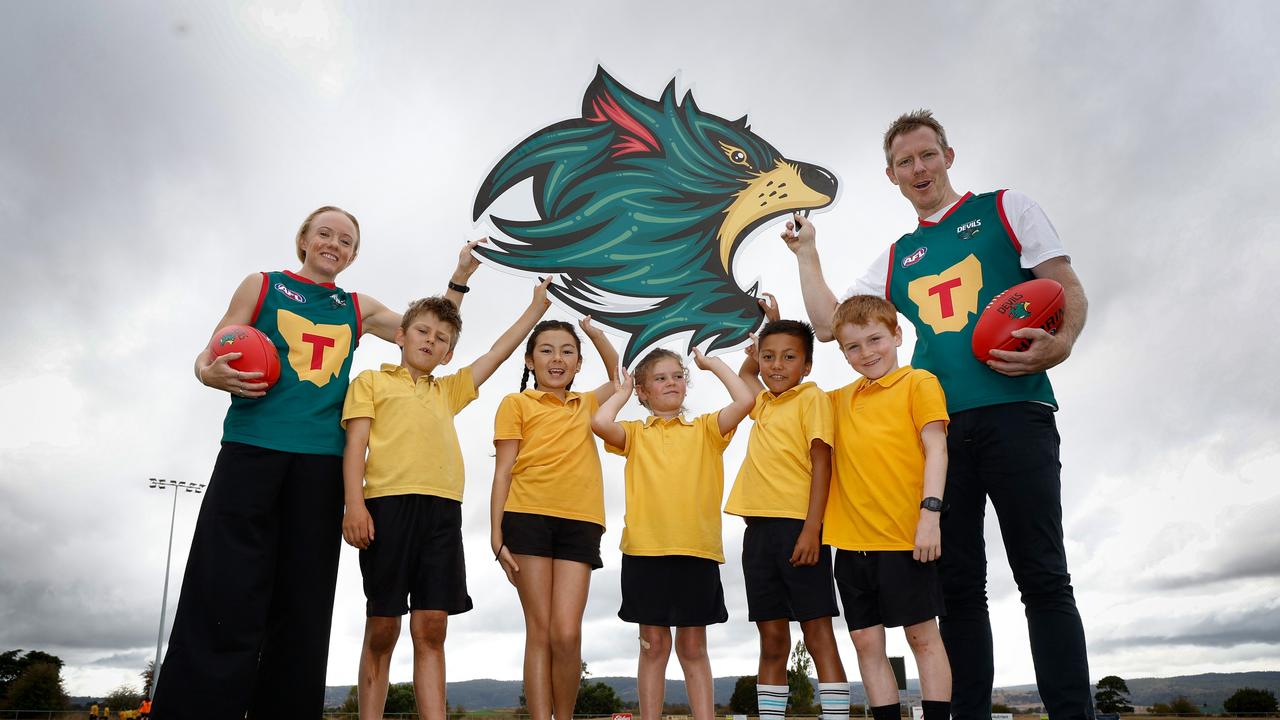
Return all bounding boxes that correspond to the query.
[1002,189,1068,269]
[841,244,892,300]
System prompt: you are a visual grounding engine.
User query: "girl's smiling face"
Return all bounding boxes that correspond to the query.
[636,357,687,416]
[527,328,582,395]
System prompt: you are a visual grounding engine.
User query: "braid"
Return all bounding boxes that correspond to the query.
[520,365,532,391]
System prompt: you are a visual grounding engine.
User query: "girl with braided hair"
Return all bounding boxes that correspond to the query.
[489,316,619,720]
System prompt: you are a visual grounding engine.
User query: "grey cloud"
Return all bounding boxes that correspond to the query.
[0,578,153,650]
[1148,498,1280,589]
[7,0,1280,695]
[1090,604,1280,651]
[88,651,152,670]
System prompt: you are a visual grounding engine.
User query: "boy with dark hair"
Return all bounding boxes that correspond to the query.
[826,293,950,720]
[728,295,849,720]
[340,279,552,720]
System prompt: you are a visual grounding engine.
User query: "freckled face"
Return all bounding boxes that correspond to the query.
[835,320,901,381]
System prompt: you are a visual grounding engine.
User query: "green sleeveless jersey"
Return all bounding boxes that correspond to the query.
[221,270,361,456]
[886,191,1056,413]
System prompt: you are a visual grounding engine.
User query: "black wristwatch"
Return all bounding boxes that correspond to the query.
[920,496,944,512]
[448,280,470,294]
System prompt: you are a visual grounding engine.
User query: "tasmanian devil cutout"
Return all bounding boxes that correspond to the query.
[473,67,838,365]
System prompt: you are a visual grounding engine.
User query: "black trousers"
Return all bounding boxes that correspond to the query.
[152,442,344,720]
[940,403,1093,720]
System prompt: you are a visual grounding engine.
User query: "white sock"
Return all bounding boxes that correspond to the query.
[758,683,789,720]
[819,681,851,720]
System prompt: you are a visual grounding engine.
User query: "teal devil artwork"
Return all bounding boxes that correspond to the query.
[473,67,839,365]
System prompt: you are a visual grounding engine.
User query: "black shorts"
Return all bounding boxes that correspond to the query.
[834,549,944,630]
[501,511,605,569]
[742,517,840,622]
[359,494,472,617]
[619,554,728,627]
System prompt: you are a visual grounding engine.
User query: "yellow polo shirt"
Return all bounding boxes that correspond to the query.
[605,412,734,562]
[824,366,948,551]
[725,382,834,520]
[494,389,605,527]
[341,363,477,501]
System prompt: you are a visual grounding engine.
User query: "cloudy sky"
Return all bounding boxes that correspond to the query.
[3,0,1278,699]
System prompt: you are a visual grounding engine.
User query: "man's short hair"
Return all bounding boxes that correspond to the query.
[832,294,899,335]
[883,109,949,166]
[758,319,816,363]
[401,296,462,349]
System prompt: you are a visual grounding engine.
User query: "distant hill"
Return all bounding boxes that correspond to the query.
[994,671,1280,711]
[324,670,1280,711]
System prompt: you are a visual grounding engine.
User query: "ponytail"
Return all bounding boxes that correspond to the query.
[520,365,533,391]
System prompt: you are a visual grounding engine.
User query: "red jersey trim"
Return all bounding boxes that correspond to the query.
[995,189,1023,254]
[351,292,363,345]
[250,272,269,324]
[282,269,337,289]
[884,245,896,301]
[918,191,973,227]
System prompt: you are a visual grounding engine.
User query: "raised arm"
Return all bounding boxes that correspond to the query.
[362,239,489,343]
[914,420,948,563]
[988,257,1088,376]
[194,272,269,397]
[738,336,765,396]
[491,438,521,584]
[579,315,621,403]
[737,293,780,394]
[468,277,553,389]
[781,214,840,342]
[444,238,486,308]
[591,367,632,449]
[693,349,756,437]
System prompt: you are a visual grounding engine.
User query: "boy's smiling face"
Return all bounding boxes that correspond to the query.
[757,332,811,395]
[835,319,902,381]
[397,310,455,377]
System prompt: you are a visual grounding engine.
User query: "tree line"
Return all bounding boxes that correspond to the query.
[1095,675,1278,716]
[0,649,153,713]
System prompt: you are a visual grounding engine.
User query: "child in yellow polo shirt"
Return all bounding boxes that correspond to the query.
[490,316,619,720]
[592,347,756,720]
[339,279,552,720]
[728,295,849,720]
[827,294,951,720]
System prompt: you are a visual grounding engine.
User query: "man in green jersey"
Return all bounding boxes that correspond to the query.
[783,110,1092,720]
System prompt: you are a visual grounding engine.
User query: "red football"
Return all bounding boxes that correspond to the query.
[971,278,1065,363]
[209,324,281,390]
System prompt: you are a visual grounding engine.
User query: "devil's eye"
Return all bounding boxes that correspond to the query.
[718,141,753,169]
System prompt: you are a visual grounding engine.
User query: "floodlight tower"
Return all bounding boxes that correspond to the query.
[146,477,206,697]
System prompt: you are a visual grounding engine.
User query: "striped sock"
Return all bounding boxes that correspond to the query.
[819,682,850,720]
[757,683,789,720]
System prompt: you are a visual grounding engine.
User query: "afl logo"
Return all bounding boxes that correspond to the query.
[901,247,927,268]
[275,283,306,303]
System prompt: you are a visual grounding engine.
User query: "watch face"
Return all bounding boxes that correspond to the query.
[921,497,943,512]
